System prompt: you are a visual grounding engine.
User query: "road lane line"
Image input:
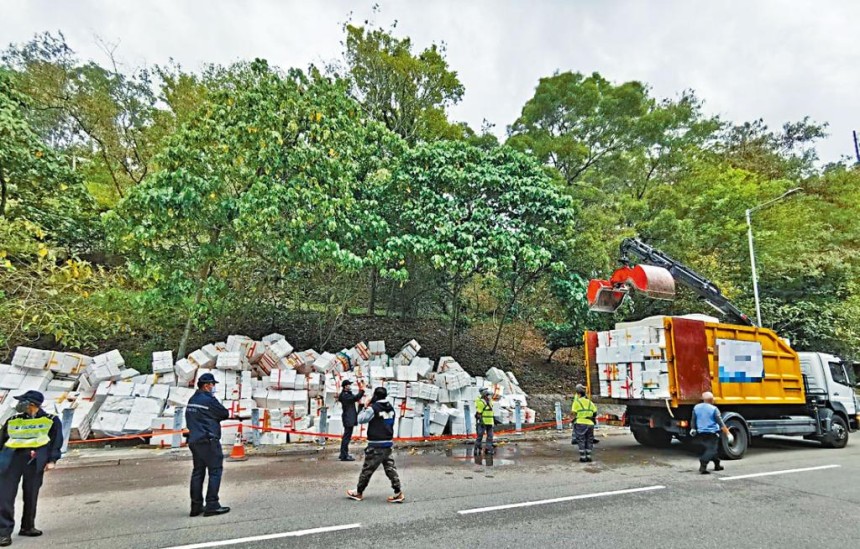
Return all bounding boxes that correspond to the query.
[719,464,841,481]
[457,485,666,515]
[161,523,362,549]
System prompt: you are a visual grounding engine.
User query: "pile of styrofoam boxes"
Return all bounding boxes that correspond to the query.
[2,334,536,444]
[595,317,671,399]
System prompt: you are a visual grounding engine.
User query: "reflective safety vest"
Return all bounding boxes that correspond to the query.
[571,397,597,426]
[475,398,495,426]
[5,415,54,449]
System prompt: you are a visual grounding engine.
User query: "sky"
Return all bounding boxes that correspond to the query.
[1,0,857,163]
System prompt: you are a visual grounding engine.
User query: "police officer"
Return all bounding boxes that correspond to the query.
[185,373,230,517]
[338,379,365,461]
[474,388,495,455]
[0,390,63,546]
[571,384,598,462]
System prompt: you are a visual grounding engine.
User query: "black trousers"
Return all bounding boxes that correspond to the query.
[189,440,224,511]
[697,433,720,465]
[340,425,354,458]
[0,450,44,536]
[574,424,595,458]
[356,446,400,494]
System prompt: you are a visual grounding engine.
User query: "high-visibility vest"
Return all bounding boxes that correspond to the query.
[5,415,54,449]
[571,397,597,426]
[474,398,495,426]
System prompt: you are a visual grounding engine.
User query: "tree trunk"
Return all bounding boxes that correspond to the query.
[491,297,517,354]
[177,230,218,357]
[177,284,203,359]
[448,284,462,355]
[368,269,378,315]
[547,347,560,363]
[0,164,7,218]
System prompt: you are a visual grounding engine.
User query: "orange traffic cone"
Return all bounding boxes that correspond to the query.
[228,423,247,461]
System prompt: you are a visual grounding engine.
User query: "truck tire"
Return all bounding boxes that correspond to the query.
[821,415,849,449]
[719,418,748,460]
[632,427,673,448]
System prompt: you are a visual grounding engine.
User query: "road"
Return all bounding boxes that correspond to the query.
[15,432,860,549]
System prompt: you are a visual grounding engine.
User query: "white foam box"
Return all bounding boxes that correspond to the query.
[599,380,610,398]
[252,388,272,408]
[384,381,407,399]
[368,341,386,356]
[430,407,450,426]
[156,372,177,385]
[152,351,174,374]
[269,338,294,359]
[47,379,76,392]
[608,380,626,398]
[91,412,129,438]
[644,359,669,373]
[428,422,445,436]
[174,359,196,381]
[597,331,612,348]
[262,333,285,345]
[269,368,297,389]
[596,346,612,364]
[119,369,139,381]
[167,386,195,407]
[396,365,418,382]
[215,352,243,371]
[130,384,151,398]
[449,416,467,435]
[152,415,184,431]
[397,417,414,438]
[188,349,215,369]
[146,384,168,401]
[94,349,125,369]
[0,373,25,390]
[410,357,433,377]
[108,381,134,396]
[312,352,337,373]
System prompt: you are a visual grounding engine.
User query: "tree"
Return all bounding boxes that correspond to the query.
[385,140,576,353]
[340,23,465,144]
[106,60,400,356]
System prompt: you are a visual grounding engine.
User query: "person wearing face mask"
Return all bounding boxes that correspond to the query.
[185,373,230,517]
[0,390,63,546]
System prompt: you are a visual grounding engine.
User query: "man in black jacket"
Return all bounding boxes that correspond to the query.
[185,373,231,517]
[346,387,404,503]
[338,380,364,461]
[0,390,63,546]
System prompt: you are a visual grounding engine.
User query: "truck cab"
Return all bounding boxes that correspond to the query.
[799,352,860,434]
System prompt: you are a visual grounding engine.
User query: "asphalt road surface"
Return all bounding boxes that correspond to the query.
[15,432,860,549]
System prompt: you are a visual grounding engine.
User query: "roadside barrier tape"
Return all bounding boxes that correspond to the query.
[67,418,575,445]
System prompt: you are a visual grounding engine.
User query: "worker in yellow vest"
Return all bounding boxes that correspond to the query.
[0,391,63,546]
[571,385,598,462]
[474,388,496,455]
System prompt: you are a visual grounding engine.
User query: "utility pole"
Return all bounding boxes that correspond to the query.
[853,130,860,164]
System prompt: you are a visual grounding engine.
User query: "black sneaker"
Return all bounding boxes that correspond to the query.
[19,529,42,537]
[0,535,10,546]
[203,506,231,517]
[190,506,203,517]
[714,464,725,471]
[339,455,356,461]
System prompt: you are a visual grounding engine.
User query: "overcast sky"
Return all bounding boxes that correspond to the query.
[1,0,857,163]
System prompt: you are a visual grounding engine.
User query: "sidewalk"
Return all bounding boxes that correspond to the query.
[57,425,629,469]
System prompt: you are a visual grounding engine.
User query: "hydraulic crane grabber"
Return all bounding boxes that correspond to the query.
[586,238,754,326]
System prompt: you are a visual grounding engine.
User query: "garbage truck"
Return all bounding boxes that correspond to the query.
[584,239,859,459]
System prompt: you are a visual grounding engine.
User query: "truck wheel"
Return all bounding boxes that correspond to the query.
[632,427,672,448]
[719,418,748,460]
[821,415,849,449]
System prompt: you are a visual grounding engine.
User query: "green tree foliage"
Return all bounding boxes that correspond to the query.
[385,140,576,352]
[105,60,401,356]
[341,23,466,143]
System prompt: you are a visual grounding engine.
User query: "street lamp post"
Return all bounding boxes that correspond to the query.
[745,188,803,327]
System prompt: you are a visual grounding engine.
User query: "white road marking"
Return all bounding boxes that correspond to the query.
[457,485,666,515]
[719,464,841,481]
[161,523,362,549]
